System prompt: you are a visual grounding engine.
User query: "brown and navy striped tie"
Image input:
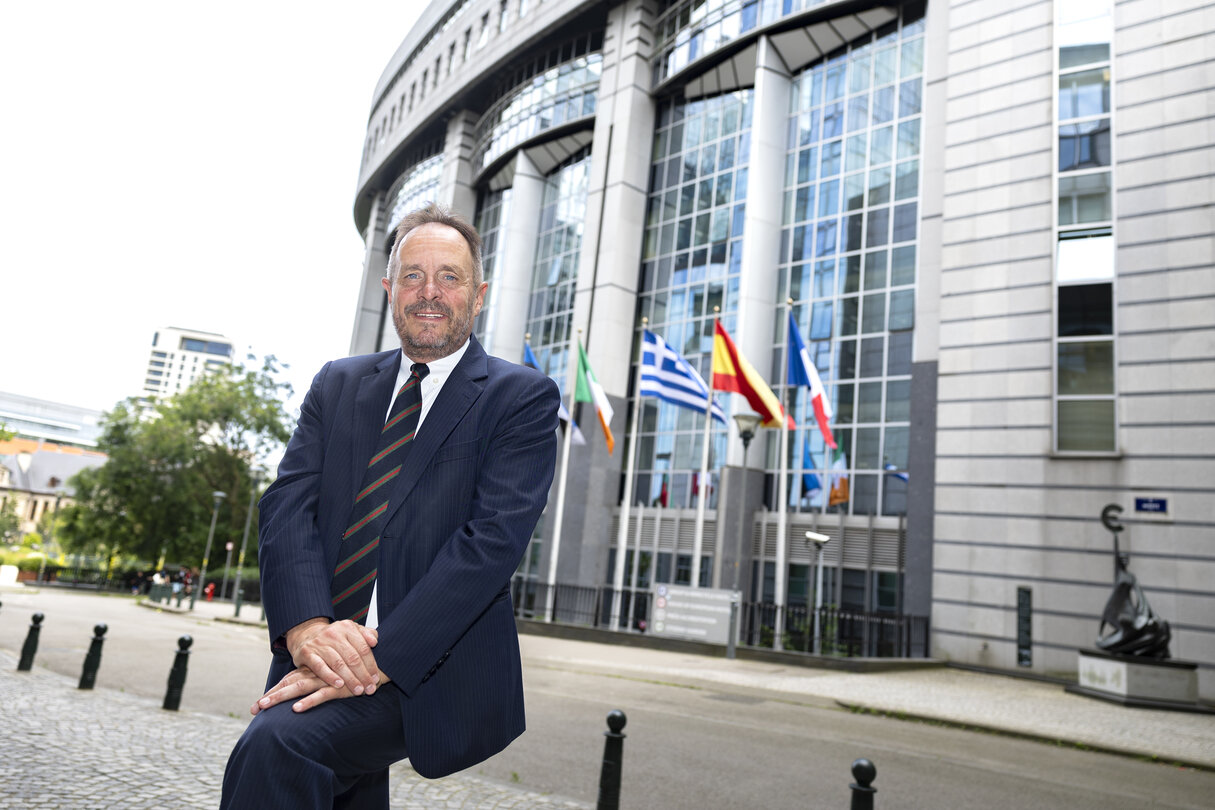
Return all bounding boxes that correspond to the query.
[330,363,429,623]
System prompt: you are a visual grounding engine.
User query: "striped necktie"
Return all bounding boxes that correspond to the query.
[330,362,429,623]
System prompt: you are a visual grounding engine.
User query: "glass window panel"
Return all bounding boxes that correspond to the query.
[1057,230,1112,282]
[1057,400,1115,452]
[856,427,882,469]
[818,178,840,216]
[847,95,869,132]
[810,301,834,339]
[1059,68,1110,119]
[874,47,896,85]
[1058,4,1112,69]
[870,126,892,165]
[795,184,815,222]
[895,160,919,200]
[900,37,924,76]
[850,56,871,94]
[840,254,861,294]
[1059,120,1111,170]
[816,219,838,255]
[892,202,917,242]
[863,251,887,290]
[846,134,868,172]
[1059,283,1113,336]
[1058,172,1111,226]
[836,339,856,380]
[1058,341,1114,394]
[885,380,910,422]
[821,140,842,176]
[866,207,890,247]
[838,296,859,336]
[859,336,884,378]
[887,332,912,375]
[889,289,914,330]
[861,292,886,333]
[899,79,922,117]
[897,119,920,159]
[813,259,835,297]
[835,383,855,422]
[891,245,915,286]
[844,172,866,210]
[871,85,894,125]
[868,166,891,206]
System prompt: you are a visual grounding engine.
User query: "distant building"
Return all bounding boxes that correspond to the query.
[0,438,106,539]
[0,392,103,449]
[140,327,236,403]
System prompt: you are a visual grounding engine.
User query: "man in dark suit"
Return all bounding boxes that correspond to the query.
[220,203,560,809]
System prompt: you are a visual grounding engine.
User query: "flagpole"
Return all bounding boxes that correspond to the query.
[611,318,647,630]
[691,308,721,589]
[545,326,581,622]
[773,298,794,652]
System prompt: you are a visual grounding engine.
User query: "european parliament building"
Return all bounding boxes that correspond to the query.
[348,0,1214,698]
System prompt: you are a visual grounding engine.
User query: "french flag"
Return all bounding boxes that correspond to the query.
[787,312,837,450]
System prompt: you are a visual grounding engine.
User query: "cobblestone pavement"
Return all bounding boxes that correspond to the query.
[0,649,589,810]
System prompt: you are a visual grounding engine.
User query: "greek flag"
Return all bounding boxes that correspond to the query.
[641,330,726,423]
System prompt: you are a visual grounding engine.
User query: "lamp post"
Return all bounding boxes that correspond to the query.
[190,491,226,610]
[806,530,830,654]
[732,413,762,470]
[231,470,261,609]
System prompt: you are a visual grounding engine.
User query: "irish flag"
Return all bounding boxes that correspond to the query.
[575,340,614,454]
[711,319,793,429]
[828,448,850,506]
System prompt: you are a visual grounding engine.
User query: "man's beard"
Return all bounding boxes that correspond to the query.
[392,298,474,358]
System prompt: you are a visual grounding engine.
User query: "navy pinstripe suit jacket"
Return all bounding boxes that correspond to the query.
[257,334,559,778]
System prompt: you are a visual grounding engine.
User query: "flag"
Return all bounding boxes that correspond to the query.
[654,473,669,507]
[575,340,615,454]
[710,319,793,428]
[802,436,822,496]
[523,341,585,446]
[884,463,909,483]
[641,330,726,423]
[787,312,837,449]
[828,448,849,506]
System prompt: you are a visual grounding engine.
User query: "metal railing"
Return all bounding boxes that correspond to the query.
[511,576,929,659]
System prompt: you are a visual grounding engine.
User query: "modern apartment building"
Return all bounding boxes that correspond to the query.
[140,327,235,403]
[349,0,1214,697]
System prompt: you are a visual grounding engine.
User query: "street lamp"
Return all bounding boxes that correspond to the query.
[805,530,830,654]
[732,412,762,469]
[231,470,262,613]
[190,491,226,610]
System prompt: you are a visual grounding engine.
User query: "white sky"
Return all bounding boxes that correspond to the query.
[0,1,425,415]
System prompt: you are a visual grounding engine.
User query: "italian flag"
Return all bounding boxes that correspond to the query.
[711,318,793,429]
[575,339,615,454]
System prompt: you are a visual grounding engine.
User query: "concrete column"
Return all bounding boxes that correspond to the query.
[349,190,391,356]
[716,465,765,599]
[488,151,545,362]
[734,35,792,468]
[439,110,479,218]
[548,0,656,589]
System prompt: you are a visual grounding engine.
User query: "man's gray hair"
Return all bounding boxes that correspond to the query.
[385,202,484,287]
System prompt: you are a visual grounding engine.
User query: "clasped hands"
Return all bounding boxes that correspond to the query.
[251,617,388,715]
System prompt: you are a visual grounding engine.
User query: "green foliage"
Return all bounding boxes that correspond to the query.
[60,356,292,565]
[0,422,14,441]
[0,498,20,541]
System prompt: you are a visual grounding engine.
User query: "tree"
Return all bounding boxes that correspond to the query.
[60,357,293,566]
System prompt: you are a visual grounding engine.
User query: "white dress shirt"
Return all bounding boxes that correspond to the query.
[365,339,470,629]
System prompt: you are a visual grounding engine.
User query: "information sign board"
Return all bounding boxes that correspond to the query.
[651,584,740,645]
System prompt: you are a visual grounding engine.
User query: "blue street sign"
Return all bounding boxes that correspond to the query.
[1134,497,1168,514]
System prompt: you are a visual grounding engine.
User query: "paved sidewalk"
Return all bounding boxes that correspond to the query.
[0,648,589,809]
[178,597,1215,769]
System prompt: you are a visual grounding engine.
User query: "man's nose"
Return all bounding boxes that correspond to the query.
[417,274,441,298]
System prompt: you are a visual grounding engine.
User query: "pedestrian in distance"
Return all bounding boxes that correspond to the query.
[220,203,560,809]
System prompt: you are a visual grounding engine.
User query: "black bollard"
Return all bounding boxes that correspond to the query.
[596,710,627,810]
[17,613,44,671]
[849,758,877,810]
[78,623,108,689]
[162,634,193,711]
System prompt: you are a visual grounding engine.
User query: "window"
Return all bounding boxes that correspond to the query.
[1055,1,1116,453]
[463,28,472,61]
[499,0,509,33]
[478,13,490,48]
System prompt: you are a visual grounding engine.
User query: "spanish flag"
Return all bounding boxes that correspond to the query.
[711,319,793,429]
[575,339,615,453]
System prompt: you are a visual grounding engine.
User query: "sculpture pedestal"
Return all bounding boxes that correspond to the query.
[1067,649,1212,713]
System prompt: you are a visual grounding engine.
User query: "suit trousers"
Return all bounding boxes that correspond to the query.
[220,683,410,810]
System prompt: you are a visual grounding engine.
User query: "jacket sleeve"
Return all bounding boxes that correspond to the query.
[374,370,560,695]
[257,362,340,648]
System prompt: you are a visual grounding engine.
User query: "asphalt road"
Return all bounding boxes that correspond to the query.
[2,588,1212,809]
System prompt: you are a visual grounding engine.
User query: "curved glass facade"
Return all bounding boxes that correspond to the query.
[780,14,923,516]
[634,90,754,508]
[474,187,512,355]
[653,0,846,86]
[471,34,603,174]
[524,150,592,390]
[386,152,444,232]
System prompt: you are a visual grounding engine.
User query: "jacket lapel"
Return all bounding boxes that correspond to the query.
[350,352,402,493]
[383,337,488,524]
